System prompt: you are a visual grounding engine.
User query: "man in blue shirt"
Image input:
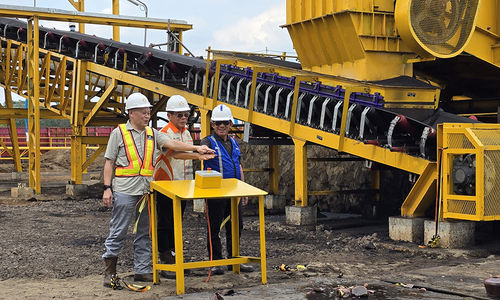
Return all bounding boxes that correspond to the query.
[200,104,254,274]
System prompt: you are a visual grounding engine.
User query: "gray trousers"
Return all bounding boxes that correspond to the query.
[102,191,152,274]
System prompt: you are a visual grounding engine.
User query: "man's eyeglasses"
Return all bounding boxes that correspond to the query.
[170,112,190,118]
[214,121,230,126]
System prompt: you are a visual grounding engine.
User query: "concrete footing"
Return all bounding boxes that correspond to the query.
[193,199,206,213]
[265,194,286,210]
[66,184,89,197]
[424,220,475,248]
[388,216,425,243]
[11,185,34,198]
[285,205,316,226]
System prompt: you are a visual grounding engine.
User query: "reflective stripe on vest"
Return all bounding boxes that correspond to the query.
[115,124,155,177]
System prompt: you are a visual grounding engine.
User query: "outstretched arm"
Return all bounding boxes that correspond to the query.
[170,151,215,161]
[162,139,214,154]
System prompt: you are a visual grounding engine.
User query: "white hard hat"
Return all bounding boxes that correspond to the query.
[125,93,152,112]
[166,95,190,112]
[211,104,233,122]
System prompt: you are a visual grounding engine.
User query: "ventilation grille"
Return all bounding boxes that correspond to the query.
[410,0,479,56]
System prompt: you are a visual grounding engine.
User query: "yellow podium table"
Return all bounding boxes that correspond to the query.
[150,179,268,295]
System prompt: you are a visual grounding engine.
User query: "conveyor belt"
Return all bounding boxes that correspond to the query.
[0,17,478,162]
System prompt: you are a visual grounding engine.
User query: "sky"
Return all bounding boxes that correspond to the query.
[1,0,295,57]
[0,0,295,107]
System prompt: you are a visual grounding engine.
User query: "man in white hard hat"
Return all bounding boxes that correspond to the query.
[200,104,254,275]
[153,95,198,278]
[101,92,214,287]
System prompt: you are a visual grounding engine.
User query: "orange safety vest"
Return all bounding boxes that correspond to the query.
[153,122,193,181]
[115,124,155,177]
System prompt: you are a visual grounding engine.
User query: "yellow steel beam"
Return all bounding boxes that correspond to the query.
[200,109,210,139]
[27,16,41,194]
[0,108,67,119]
[211,49,298,60]
[87,62,205,107]
[40,53,51,106]
[401,162,438,217]
[82,144,106,172]
[112,0,120,41]
[293,137,307,207]
[70,60,87,184]
[0,5,192,31]
[268,145,279,194]
[0,138,13,157]
[2,40,22,172]
[81,136,109,144]
[83,79,117,126]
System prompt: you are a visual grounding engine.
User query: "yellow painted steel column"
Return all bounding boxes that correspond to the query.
[200,108,210,170]
[178,32,183,54]
[151,192,159,284]
[269,145,279,194]
[81,127,87,174]
[70,60,87,184]
[231,197,240,274]
[293,137,307,206]
[173,195,185,294]
[78,0,85,33]
[258,195,267,284]
[112,0,120,41]
[27,16,41,193]
[200,108,211,138]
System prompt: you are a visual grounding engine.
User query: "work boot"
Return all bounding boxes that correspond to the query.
[228,264,254,273]
[159,251,176,279]
[159,251,190,279]
[103,257,118,288]
[159,251,175,264]
[134,273,154,282]
[210,266,226,275]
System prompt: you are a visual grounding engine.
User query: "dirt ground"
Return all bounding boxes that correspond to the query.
[1,154,500,299]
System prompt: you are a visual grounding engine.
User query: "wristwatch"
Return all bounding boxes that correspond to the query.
[103,185,112,191]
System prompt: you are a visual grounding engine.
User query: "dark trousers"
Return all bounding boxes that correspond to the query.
[206,198,243,260]
[157,192,186,254]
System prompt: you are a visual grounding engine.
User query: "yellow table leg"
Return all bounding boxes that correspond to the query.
[150,192,160,284]
[231,197,240,274]
[259,195,267,284]
[173,196,185,295]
